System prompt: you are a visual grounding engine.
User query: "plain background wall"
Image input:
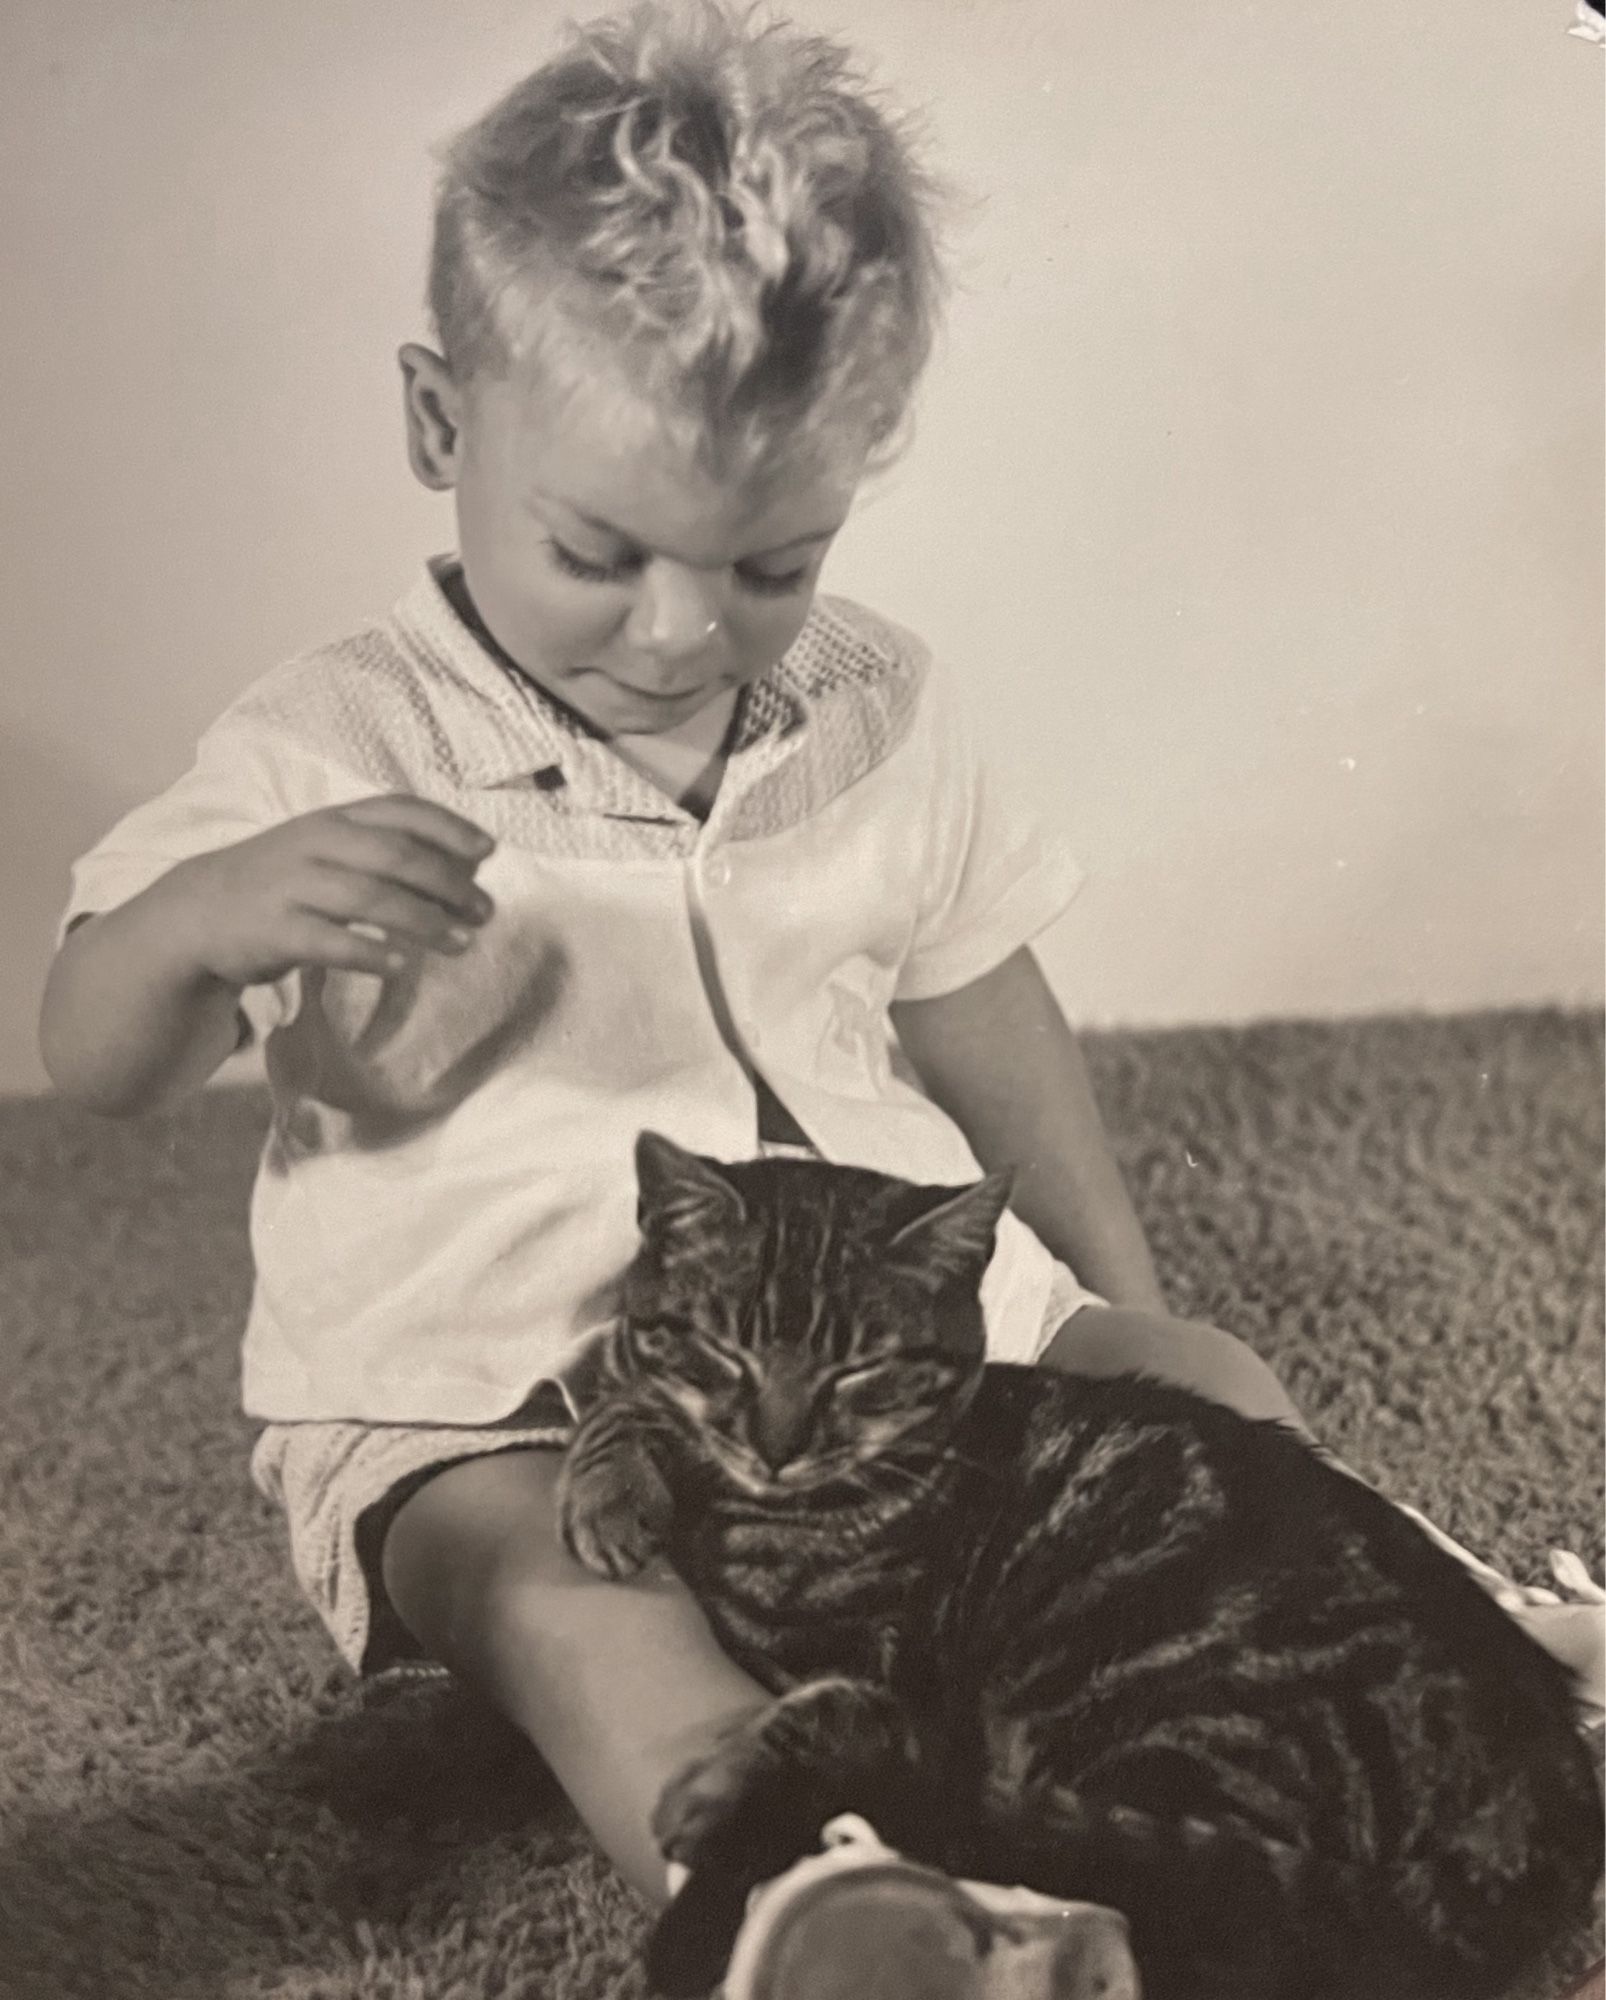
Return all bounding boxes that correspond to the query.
[2,0,1600,1097]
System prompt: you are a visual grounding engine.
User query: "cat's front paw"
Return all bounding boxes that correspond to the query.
[557,1446,672,1580]
[652,1686,866,1879]
[648,1681,916,1996]
[646,1708,811,1999]
[652,1703,785,1873]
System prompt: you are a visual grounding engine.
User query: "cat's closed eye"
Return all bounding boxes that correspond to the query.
[624,1319,686,1361]
[829,1363,908,1413]
[631,1321,750,1386]
[625,1318,736,1374]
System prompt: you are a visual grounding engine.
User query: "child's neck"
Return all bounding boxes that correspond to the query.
[609,691,740,821]
[443,563,738,819]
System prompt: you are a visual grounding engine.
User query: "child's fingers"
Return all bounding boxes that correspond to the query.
[278,909,414,978]
[292,870,476,953]
[312,826,493,926]
[336,793,496,865]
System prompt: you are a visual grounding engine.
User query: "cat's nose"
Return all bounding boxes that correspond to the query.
[751,1388,811,1472]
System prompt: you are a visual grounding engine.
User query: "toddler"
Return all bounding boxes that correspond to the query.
[40,6,1600,1996]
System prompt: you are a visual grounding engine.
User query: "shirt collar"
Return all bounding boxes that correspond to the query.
[387,555,806,795]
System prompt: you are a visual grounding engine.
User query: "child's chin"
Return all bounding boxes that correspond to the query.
[604,687,716,730]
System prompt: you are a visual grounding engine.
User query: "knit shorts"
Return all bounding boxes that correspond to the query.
[249,1259,1101,1677]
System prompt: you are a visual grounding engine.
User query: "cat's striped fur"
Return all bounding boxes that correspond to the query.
[558,1134,1602,2000]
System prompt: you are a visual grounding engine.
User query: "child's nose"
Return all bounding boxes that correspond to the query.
[627,568,724,662]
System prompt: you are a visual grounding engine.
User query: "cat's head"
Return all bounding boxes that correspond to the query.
[617,1131,1013,1493]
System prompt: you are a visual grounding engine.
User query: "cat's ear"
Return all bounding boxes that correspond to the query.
[886,1172,1014,1288]
[635,1131,747,1239]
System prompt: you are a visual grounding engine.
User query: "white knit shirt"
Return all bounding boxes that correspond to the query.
[63,558,1087,1422]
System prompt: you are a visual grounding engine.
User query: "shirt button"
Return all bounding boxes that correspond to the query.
[705,858,732,888]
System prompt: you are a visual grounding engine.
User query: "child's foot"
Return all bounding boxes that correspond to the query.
[704,1814,1138,2000]
[1391,1508,1606,1729]
[1313,1444,1605,1731]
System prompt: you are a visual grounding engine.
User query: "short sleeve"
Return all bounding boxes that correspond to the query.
[59,709,308,1044]
[893,659,1084,1003]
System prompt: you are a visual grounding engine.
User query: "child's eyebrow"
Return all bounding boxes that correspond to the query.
[531,488,843,560]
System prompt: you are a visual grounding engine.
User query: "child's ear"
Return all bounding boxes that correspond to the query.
[635,1131,747,1239]
[886,1172,1013,1290]
[398,343,463,491]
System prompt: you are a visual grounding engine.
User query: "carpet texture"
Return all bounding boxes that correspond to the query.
[1,1010,1601,2000]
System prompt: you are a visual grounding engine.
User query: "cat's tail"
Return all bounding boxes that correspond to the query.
[961,1782,1593,2000]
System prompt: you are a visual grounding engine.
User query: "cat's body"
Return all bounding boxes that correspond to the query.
[559,1137,1602,2000]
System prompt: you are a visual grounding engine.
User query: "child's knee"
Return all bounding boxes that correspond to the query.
[1040,1304,1203,1380]
[1041,1306,1305,1427]
[379,1446,568,1664]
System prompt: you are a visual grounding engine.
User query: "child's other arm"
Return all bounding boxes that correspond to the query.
[40,795,495,1118]
[889,946,1165,1312]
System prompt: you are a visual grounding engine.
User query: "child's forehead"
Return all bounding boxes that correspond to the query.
[470,352,863,549]
[482,354,702,471]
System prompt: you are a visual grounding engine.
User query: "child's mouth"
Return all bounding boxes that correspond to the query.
[607,678,708,707]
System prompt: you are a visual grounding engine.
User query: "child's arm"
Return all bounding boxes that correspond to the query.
[889,945,1166,1312]
[43,882,265,1118]
[41,795,495,1117]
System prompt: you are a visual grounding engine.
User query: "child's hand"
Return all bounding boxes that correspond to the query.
[159,794,497,989]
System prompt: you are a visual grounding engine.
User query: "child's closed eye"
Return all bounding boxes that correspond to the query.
[547,539,640,586]
[546,538,809,598]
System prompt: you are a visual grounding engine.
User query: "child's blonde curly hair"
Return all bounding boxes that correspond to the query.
[427,1,952,476]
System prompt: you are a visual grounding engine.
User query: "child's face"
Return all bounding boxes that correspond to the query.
[402,344,863,738]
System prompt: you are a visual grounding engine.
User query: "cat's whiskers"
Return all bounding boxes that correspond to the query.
[695,1428,775,1492]
[867,1456,943,1503]
[905,1440,996,1482]
[699,1429,860,1500]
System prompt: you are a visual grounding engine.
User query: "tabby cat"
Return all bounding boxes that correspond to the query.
[557,1133,1602,2000]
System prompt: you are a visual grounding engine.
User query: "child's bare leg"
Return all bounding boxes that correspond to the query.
[380,1447,766,1901]
[1040,1304,1309,1428]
